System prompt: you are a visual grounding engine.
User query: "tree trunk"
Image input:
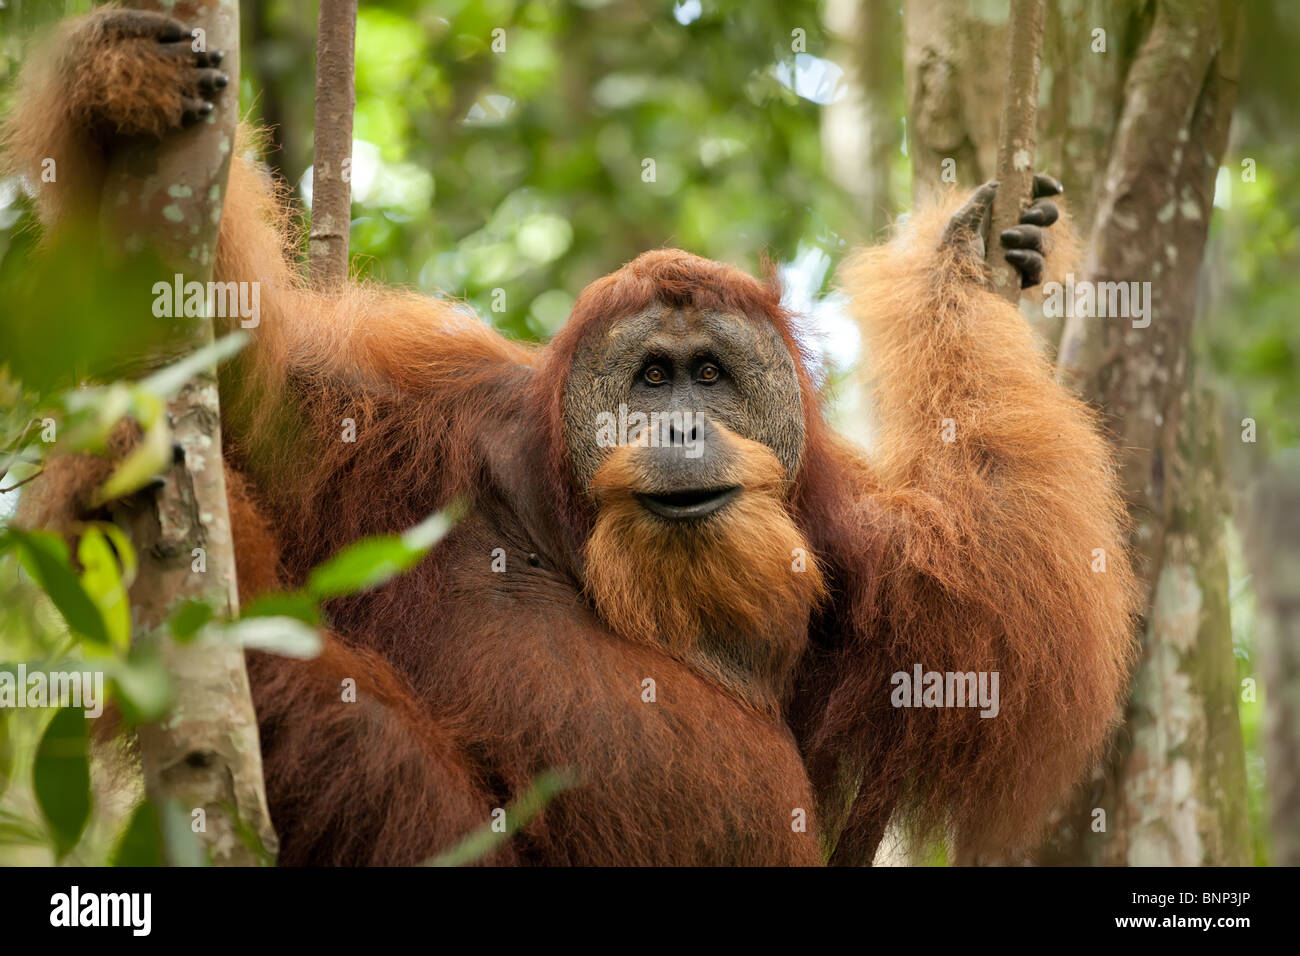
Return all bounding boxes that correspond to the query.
[902,0,1007,200]
[1237,451,1300,865]
[100,0,277,865]
[1041,0,1249,865]
[308,0,358,287]
[1056,0,1239,607]
[1035,0,1137,241]
[901,0,1060,342]
[1122,385,1249,864]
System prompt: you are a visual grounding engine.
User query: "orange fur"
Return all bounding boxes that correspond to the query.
[12,419,141,533]
[244,636,507,866]
[808,200,1141,860]
[585,427,826,714]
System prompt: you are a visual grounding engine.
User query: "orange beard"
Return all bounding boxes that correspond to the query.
[583,432,825,713]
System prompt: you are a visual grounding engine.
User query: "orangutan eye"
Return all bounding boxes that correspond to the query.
[698,363,720,383]
[644,364,668,385]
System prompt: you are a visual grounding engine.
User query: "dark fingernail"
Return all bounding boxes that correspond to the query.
[210,50,224,65]
[200,101,214,115]
[215,73,229,88]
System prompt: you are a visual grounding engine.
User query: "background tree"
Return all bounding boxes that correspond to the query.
[1046,0,1249,866]
[1237,452,1300,866]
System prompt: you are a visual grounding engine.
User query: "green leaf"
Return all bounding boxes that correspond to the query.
[104,651,173,725]
[426,768,576,867]
[56,383,133,455]
[0,709,12,801]
[33,707,91,859]
[168,598,214,642]
[0,807,49,849]
[76,526,131,652]
[308,509,456,599]
[241,591,320,625]
[112,801,166,866]
[10,530,110,645]
[307,536,420,598]
[230,806,277,867]
[93,413,171,506]
[217,616,322,659]
[401,507,459,551]
[86,521,137,584]
[137,331,249,400]
[0,229,179,394]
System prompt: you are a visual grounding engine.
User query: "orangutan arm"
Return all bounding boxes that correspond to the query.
[805,185,1139,863]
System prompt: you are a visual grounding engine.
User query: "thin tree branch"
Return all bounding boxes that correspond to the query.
[308,0,358,287]
[985,0,1046,301]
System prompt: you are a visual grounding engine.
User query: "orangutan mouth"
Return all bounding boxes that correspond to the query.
[635,486,741,520]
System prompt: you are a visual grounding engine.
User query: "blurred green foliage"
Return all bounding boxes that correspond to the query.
[242,0,855,340]
[1203,160,1299,450]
